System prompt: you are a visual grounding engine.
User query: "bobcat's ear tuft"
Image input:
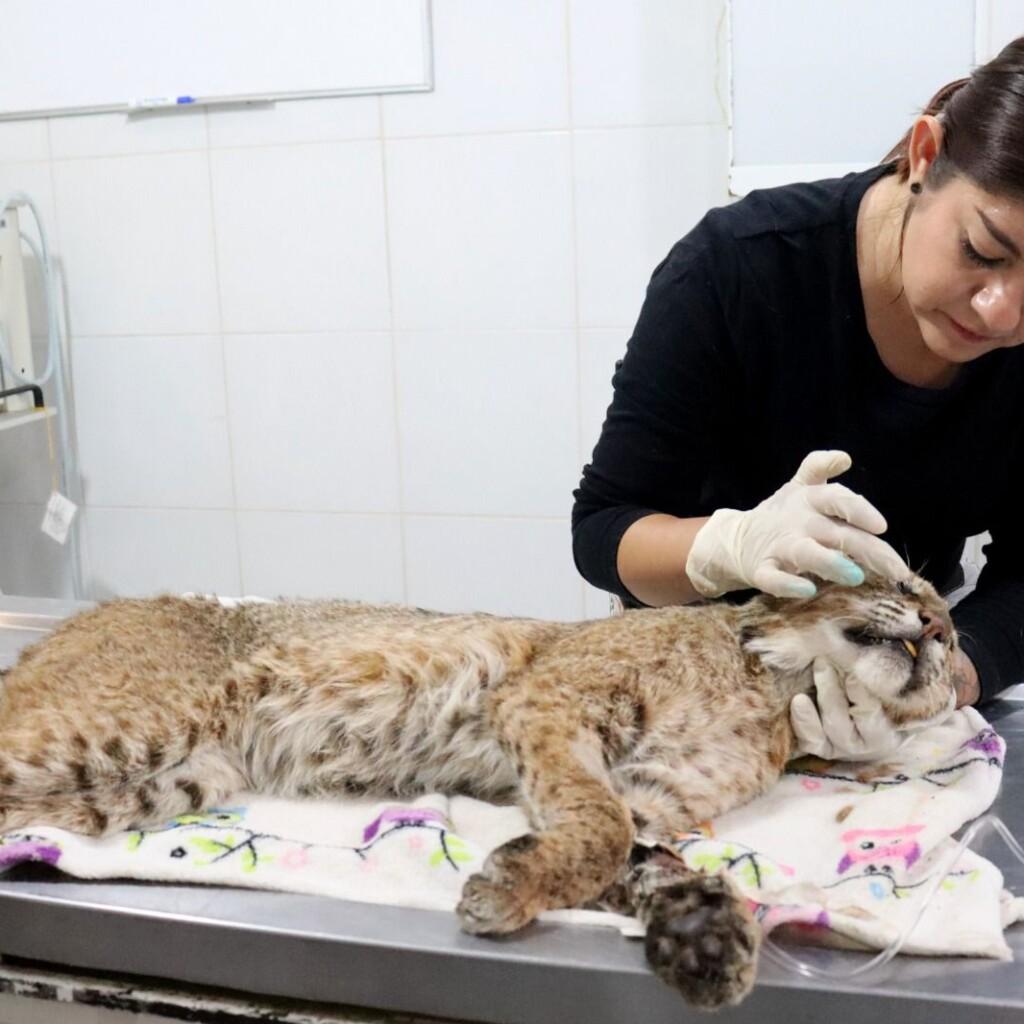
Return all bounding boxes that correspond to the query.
[738,626,763,649]
[741,629,813,673]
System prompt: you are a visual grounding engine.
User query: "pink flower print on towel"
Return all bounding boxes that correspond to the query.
[755,901,831,935]
[279,846,312,870]
[362,807,448,843]
[837,825,924,875]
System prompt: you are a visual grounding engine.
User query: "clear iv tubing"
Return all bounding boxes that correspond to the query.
[760,813,1024,980]
[0,190,84,598]
[0,191,59,387]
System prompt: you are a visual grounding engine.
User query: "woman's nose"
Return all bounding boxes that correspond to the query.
[972,283,1023,337]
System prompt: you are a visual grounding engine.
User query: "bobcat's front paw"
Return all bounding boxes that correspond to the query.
[457,872,537,935]
[456,834,543,935]
[645,873,760,1010]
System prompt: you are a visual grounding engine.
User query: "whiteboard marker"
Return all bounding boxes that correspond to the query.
[128,96,197,111]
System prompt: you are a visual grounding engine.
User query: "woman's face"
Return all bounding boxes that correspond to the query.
[901,173,1024,365]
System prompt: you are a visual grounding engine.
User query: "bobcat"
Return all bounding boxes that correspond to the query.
[0,572,955,1009]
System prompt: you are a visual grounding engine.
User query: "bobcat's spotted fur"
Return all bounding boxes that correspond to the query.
[0,572,955,1008]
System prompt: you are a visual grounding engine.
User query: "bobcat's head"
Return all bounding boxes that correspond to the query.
[739,572,956,725]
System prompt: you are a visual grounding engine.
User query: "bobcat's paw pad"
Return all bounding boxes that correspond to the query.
[645,875,759,1010]
[456,872,536,935]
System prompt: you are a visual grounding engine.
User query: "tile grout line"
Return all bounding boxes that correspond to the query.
[19,118,722,165]
[564,0,588,620]
[201,107,246,594]
[379,94,411,604]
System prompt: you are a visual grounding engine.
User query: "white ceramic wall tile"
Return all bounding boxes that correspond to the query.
[52,152,220,335]
[207,95,379,149]
[49,109,207,160]
[0,119,49,163]
[987,2,1024,59]
[83,507,240,599]
[0,5,742,603]
[404,515,583,620]
[382,0,569,137]
[569,0,728,128]
[210,143,391,333]
[72,335,234,507]
[573,124,730,327]
[237,510,404,601]
[224,333,400,512]
[578,328,628,467]
[386,133,575,330]
[0,415,60,503]
[396,330,578,516]
[0,502,74,597]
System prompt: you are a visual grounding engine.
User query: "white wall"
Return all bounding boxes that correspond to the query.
[0,0,731,618]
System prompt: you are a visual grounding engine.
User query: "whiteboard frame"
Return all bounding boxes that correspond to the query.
[727,0,995,196]
[0,0,434,121]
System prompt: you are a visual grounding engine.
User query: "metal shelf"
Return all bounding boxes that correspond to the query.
[0,406,56,432]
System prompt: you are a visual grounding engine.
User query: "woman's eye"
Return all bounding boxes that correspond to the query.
[961,237,1002,268]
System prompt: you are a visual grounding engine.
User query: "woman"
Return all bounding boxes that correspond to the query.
[572,39,1024,757]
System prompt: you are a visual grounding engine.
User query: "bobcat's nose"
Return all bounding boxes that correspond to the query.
[918,612,944,644]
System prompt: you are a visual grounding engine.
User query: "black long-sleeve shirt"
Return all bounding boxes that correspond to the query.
[572,162,1024,704]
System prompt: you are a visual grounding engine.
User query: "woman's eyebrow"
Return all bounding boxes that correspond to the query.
[976,208,1022,258]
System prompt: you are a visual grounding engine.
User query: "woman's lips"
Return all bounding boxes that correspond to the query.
[946,314,991,344]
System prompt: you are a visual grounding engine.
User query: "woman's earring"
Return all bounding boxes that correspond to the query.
[910,182,922,194]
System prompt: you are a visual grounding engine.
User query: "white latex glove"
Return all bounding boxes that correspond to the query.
[790,659,955,761]
[685,450,908,599]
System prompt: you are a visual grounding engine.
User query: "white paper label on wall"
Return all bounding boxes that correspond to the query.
[41,491,78,545]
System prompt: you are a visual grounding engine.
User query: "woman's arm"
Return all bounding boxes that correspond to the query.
[616,513,711,607]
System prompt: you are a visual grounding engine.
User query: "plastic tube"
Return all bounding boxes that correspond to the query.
[0,190,83,598]
[760,813,1024,980]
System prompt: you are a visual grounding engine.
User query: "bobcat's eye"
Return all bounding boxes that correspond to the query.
[844,627,889,647]
[896,580,913,596]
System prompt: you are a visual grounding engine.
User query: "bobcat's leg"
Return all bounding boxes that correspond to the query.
[456,712,633,935]
[598,843,760,1010]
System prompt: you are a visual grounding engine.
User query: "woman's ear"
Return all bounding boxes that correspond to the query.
[906,114,944,186]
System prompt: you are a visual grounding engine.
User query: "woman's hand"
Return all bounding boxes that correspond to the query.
[951,648,980,707]
[790,659,907,760]
[790,658,958,761]
[685,450,909,599]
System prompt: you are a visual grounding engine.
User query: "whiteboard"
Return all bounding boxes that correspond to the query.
[0,0,433,120]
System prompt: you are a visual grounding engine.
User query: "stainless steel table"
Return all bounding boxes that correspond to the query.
[0,597,1020,1023]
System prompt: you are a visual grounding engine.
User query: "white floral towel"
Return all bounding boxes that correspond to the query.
[674,706,1023,958]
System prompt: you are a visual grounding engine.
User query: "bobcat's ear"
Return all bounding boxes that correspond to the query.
[738,625,763,647]
[741,628,813,673]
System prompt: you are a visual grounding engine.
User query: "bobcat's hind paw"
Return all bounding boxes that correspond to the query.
[645,873,760,1010]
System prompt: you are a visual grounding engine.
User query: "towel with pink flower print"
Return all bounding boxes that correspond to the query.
[669,707,1023,957]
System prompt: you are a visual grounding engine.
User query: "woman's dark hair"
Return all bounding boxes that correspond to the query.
[882,35,1024,201]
